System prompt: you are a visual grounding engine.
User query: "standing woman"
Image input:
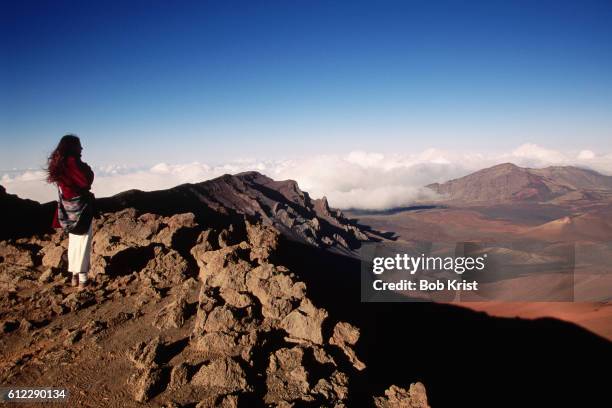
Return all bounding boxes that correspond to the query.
[47,135,96,289]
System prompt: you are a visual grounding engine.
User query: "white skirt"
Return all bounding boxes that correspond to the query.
[68,222,93,274]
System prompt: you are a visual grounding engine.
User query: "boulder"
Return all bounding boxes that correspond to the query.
[189,229,215,259]
[246,264,305,320]
[312,370,349,403]
[154,213,197,248]
[127,336,162,369]
[192,287,219,337]
[373,383,430,408]
[329,322,366,371]
[0,242,35,268]
[245,221,279,263]
[265,347,311,404]
[153,292,188,330]
[219,288,252,309]
[93,209,162,257]
[193,332,239,356]
[280,299,328,344]
[203,306,241,333]
[191,357,248,393]
[168,362,189,389]
[140,246,189,285]
[38,268,55,283]
[193,331,257,361]
[192,243,251,291]
[61,290,95,312]
[132,366,165,403]
[41,244,66,269]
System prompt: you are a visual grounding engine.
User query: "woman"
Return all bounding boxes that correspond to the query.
[47,135,95,289]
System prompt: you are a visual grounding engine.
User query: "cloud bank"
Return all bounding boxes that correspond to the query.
[3,144,612,210]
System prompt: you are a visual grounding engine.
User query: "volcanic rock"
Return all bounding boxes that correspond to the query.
[312,370,349,403]
[245,220,279,263]
[61,290,95,312]
[154,212,197,247]
[38,268,55,283]
[141,246,189,285]
[0,242,35,268]
[245,263,306,320]
[192,242,251,291]
[41,244,66,269]
[329,321,366,371]
[373,383,430,408]
[191,357,248,393]
[168,362,189,389]
[127,336,163,369]
[265,347,311,404]
[153,292,189,330]
[132,366,165,403]
[280,298,328,344]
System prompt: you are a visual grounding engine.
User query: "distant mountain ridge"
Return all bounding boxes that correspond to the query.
[97,171,369,252]
[0,172,369,251]
[426,163,612,204]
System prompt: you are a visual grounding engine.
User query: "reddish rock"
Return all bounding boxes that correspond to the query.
[0,242,35,268]
[265,347,311,404]
[280,298,328,344]
[329,321,366,371]
[191,357,248,393]
[374,383,430,408]
[41,244,66,269]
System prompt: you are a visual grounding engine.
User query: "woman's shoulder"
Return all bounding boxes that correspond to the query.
[66,156,89,168]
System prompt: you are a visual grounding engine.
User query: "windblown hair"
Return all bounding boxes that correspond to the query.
[46,134,82,183]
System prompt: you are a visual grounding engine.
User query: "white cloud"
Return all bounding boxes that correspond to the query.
[2,144,612,210]
[577,150,595,160]
[507,143,568,166]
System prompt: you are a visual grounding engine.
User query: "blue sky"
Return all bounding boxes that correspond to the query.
[2,0,612,169]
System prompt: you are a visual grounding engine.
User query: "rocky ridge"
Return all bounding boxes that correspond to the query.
[95,171,370,253]
[0,205,428,407]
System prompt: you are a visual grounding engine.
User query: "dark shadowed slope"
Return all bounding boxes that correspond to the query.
[275,237,612,408]
[0,185,55,241]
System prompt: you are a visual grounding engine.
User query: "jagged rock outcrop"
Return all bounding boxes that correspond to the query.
[153,290,188,330]
[373,383,430,408]
[96,171,371,251]
[0,204,383,405]
[280,298,328,344]
[126,337,166,402]
[0,242,36,268]
[184,220,375,406]
[330,321,366,371]
[190,357,248,393]
[265,347,311,404]
[40,244,66,270]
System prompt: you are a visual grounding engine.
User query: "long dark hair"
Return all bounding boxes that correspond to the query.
[46,134,82,183]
